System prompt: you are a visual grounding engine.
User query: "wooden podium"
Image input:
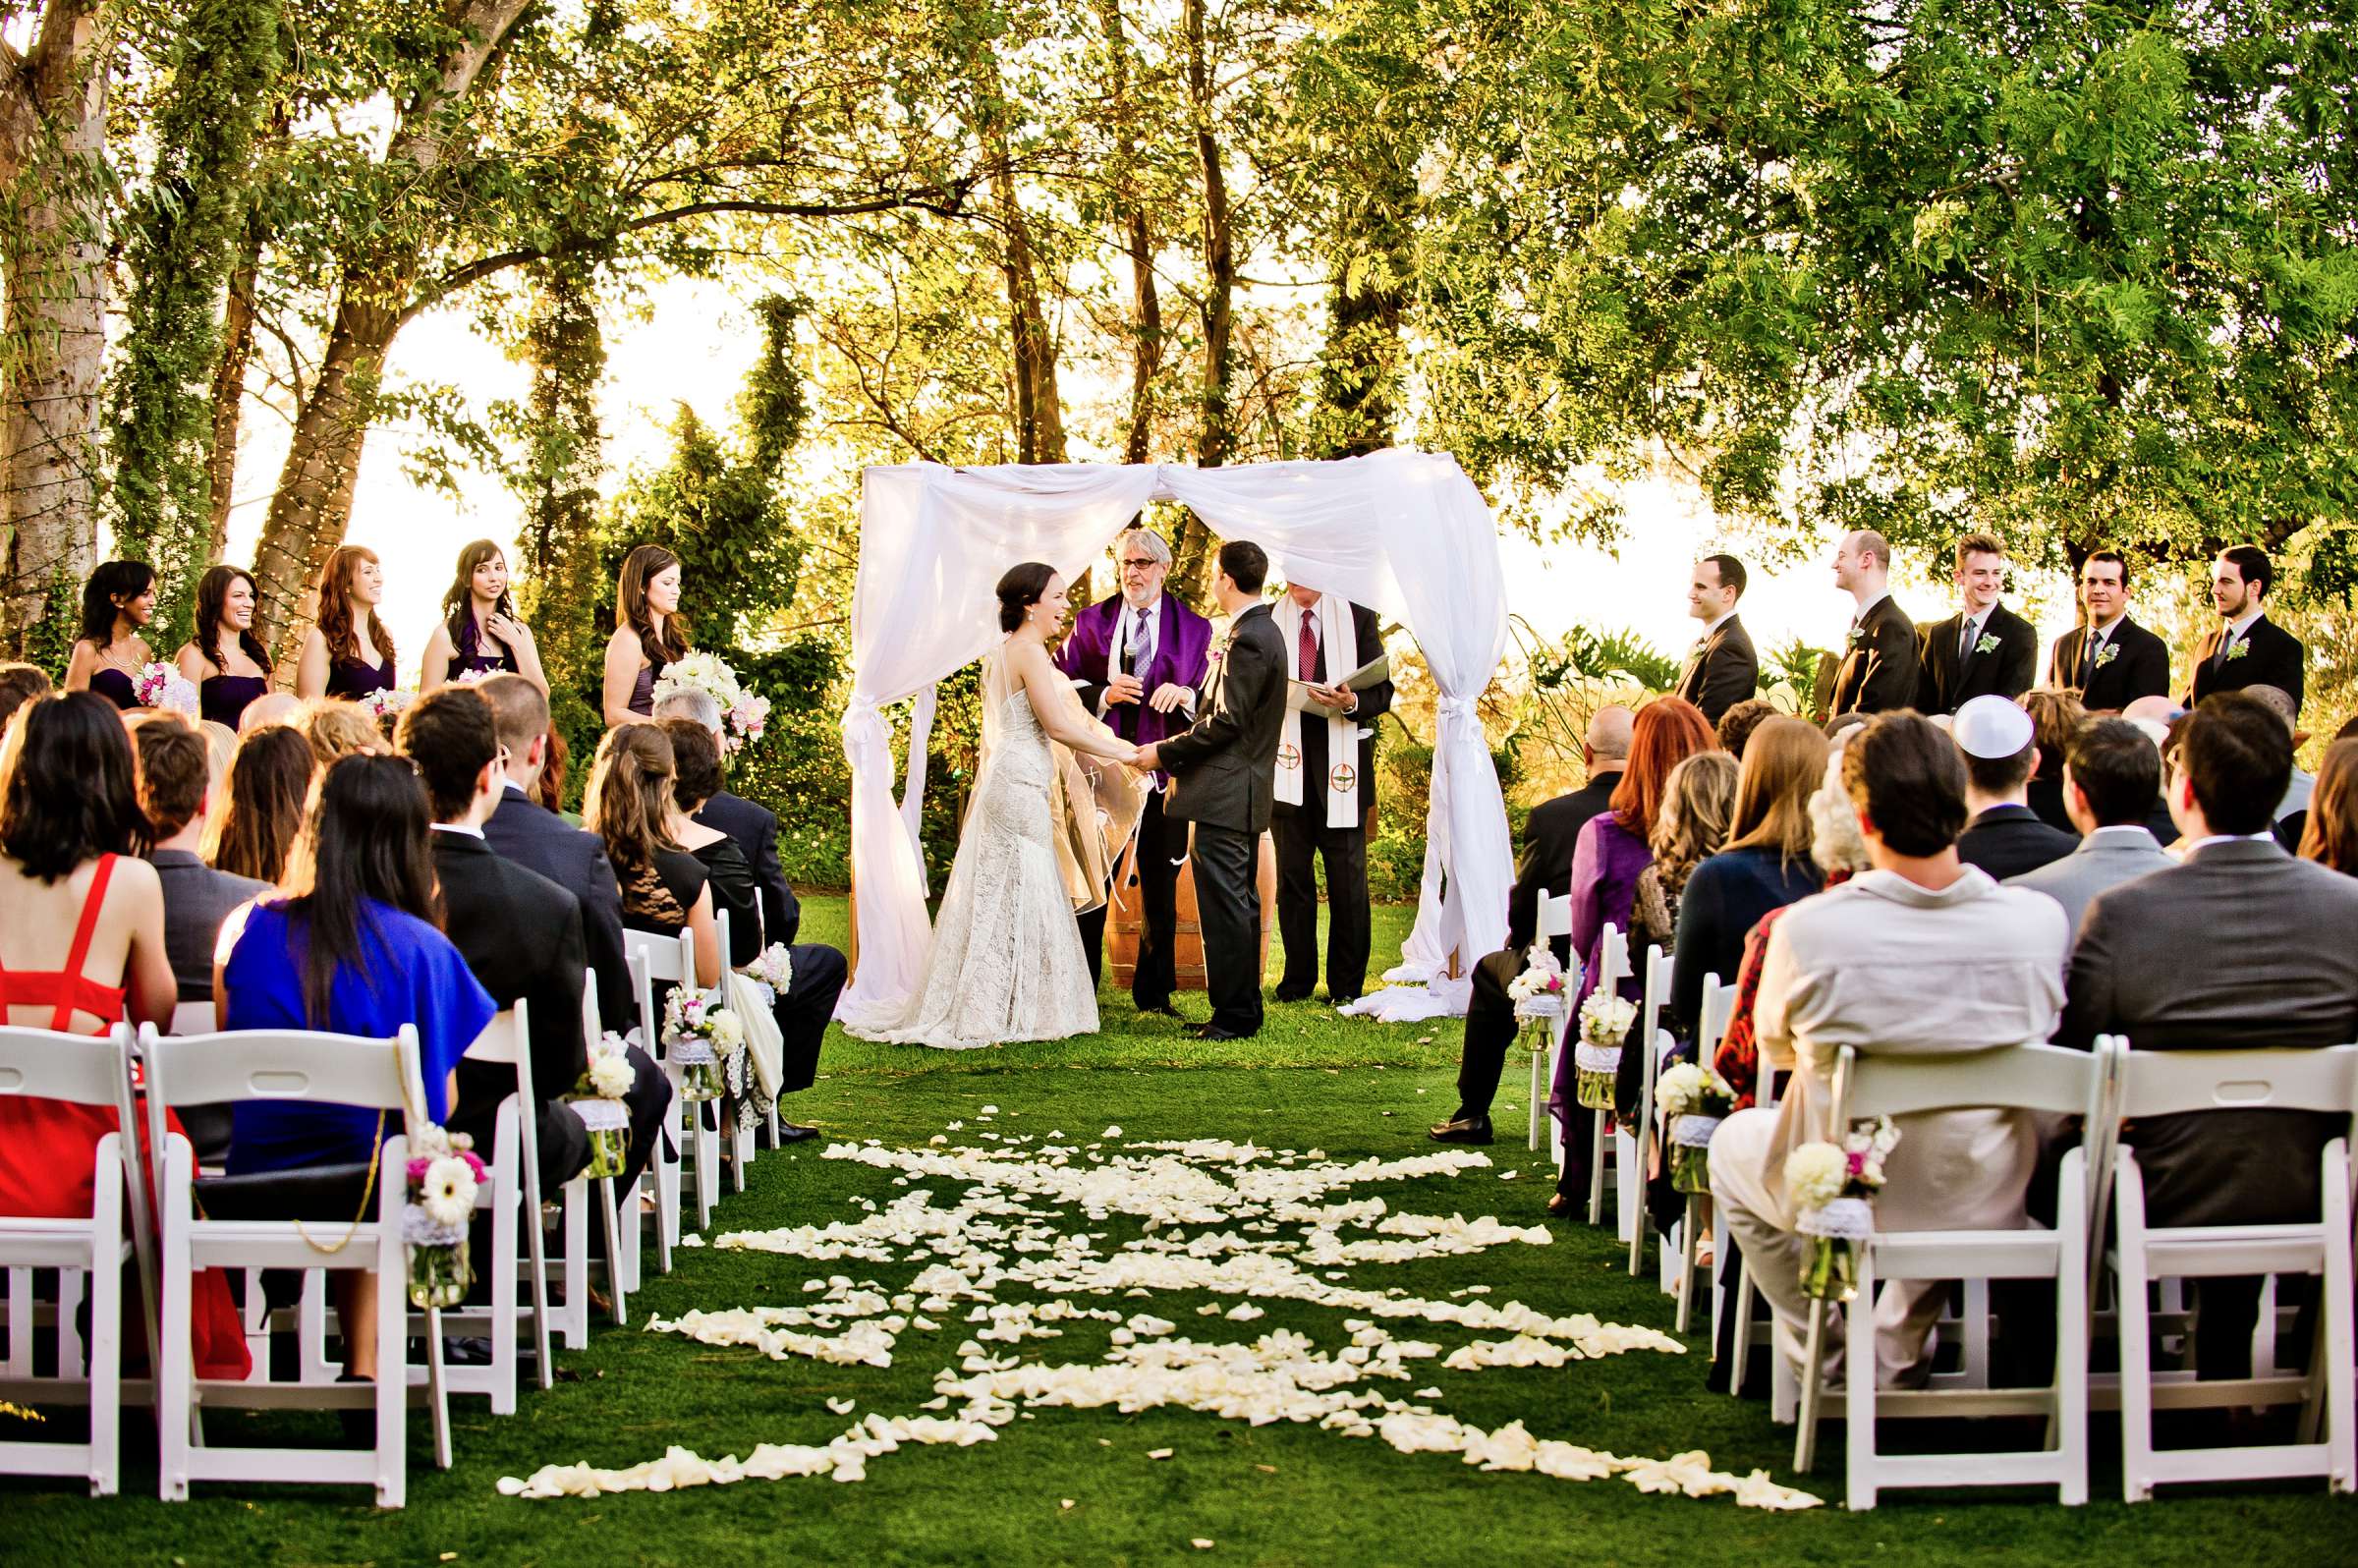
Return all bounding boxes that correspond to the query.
[1104,831,1276,990]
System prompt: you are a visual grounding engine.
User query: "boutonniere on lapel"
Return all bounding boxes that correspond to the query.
[2095,643,2119,668]
[1974,634,2000,656]
[1845,626,1866,648]
[2226,640,2250,662]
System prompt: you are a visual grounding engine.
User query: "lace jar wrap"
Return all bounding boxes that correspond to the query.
[574,1096,630,1178]
[1573,1041,1621,1110]
[404,1206,472,1309]
[1668,1113,1722,1195]
[1794,1197,1874,1302]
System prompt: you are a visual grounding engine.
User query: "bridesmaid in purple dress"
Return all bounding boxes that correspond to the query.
[64,561,157,711]
[602,543,687,726]
[420,539,548,694]
[173,565,274,730]
[295,544,399,701]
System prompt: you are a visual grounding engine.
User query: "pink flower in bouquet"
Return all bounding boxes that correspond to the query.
[407,1156,431,1184]
[1846,1149,1868,1177]
[460,1149,487,1180]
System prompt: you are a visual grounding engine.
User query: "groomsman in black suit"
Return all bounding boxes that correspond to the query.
[2048,548,2170,710]
[1826,529,1920,717]
[1914,532,2037,714]
[1673,554,1758,726]
[2187,544,2307,715]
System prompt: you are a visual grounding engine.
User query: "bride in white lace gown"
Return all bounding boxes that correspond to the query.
[849,564,1145,1050]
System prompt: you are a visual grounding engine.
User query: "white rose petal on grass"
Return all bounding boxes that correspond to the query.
[825,1397,856,1415]
[1147,1447,1174,1460]
[1191,1540,1214,1551]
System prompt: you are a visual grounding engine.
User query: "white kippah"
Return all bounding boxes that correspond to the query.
[1951,695,2034,759]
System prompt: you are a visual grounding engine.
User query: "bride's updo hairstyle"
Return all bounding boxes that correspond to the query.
[997,562,1056,633]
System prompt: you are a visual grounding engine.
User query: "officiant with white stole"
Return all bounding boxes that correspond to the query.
[1270,582,1392,1005]
[1056,525,1215,1014]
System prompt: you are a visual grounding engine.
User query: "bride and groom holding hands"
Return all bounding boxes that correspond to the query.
[852,531,1356,1050]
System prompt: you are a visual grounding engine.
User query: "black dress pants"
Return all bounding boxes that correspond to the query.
[1192,822,1263,1037]
[1271,810,1371,1001]
[769,943,847,1095]
[1451,947,1524,1121]
[1076,791,1181,1007]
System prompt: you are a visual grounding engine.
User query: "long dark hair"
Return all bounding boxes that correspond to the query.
[441,538,516,666]
[584,721,678,875]
[279,753,440,1027]
[314,545,396,669]
[616,544,689,671]
[194,564,272,676]
[79,560,155,650]
[0,692,151,881]
[203,724,314,883]
[2300,738,2358,877]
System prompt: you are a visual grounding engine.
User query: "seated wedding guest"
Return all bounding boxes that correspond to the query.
[1952,696,2078,880]
[2058,693,2358,1381]
[1429,703,1631,1148]
[216,753,494,1387]
[2297,738,2358,876]
[2006,716,2174,933]
[398,688,663,1197]
[478,674,634,1035]
[296,544,399,701]
[296,698,386,765]
[1671,717,1828,1042]
[1628,751,1737,969]
[0,693,250,1379]
[655,687,799,946]
[0,660,52,732]
[1547,696,1717,1214]
[2018,688,2086,833]
[538,725,580,824]
[202,723,312,883]
[172,564,273,730]
[662,717,844,1140]
[2240,686,2314,849]
[240,690,300,733]
[64,560,157,711]
[1710,712,2067,1387]
[586,723,722,1000]
[603,544,686,725]
[135,714,268,1000]
[1714,698,1776,760]
[421,539,547,693]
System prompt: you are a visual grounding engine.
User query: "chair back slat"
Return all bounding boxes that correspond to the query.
[1699,976,1732,1058]
[1834,1042,2106,1125]
[0,1023,139,1107]
[464,1007,525,1067]
[2112,1043,2358,1122]
[140,1025,424,1117]
[168,1000,215,1036]
[713,907,732,980]
[1535,888,1573,941]
[625,927,694,987]
[1598,923,1629,992]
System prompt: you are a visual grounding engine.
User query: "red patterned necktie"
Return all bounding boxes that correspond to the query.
[1298,613,1318,681]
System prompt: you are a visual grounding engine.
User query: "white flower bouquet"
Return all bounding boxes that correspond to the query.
[1654,1063,1736,1195]
[361,687,417,722]
[742,941,794,1003]
[134,660,200,716]
[651,651,769,756]
[1783,1115,1899,1302]
[662,986,743,1103]
[1573,991,1636,1111]
[572,1032,636,1179]
[1506,948,1567,1023]
[403,1123,484,1308]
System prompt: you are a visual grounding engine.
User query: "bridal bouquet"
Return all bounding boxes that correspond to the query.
[1654,1063,1736,1195]
[134,660,200,717]
[1784,1116,1900,1302]
[404,1123,486,1308]
[1573,991,1637,1111]
[361,687,418,722]
[661,986,743,1103]
[652,651,769,756]
[572,1033,636,1179]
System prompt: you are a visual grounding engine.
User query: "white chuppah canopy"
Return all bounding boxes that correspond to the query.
[834,450,1512,1030]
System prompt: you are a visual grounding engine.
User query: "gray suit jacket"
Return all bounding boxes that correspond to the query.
[150,850,268,1001]
[1158,603,1287,834]
[2058,838,2358,1226]
[2004,826,2174,937]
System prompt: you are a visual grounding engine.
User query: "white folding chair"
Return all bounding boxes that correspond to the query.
[1526,889,1574,1153]
[167,1001,215,1036]
[0,1023,152,1496]
[1626,941,1670,1276]
[714,906,753,1194]
[550,970,631,1342]
[1670,974,1733,1338]
[626,924,709,1251]
[141,1022,438,1508]
[430,1005,548,1411]
[1583,924,1638,1230]
[1789,1041,2105,1508]
[2089,1036,2358,1501]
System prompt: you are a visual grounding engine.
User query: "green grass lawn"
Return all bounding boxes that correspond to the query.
[5,896,2346,1565]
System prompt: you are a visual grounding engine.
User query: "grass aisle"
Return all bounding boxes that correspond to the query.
[8,898,2344,1565]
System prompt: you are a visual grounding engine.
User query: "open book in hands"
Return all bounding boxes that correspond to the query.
[1287,652,1388,714]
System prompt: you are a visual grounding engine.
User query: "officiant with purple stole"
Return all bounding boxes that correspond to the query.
[1057,525,1214,1015]
[1270,582,1392,1006]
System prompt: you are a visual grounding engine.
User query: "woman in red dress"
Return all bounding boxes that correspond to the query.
[0,692,250,1378]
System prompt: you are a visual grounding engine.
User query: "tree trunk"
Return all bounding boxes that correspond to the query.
[1314,153,1413,459]
[1097,0,1158,467]
[1183,0,1232,471]
[973,62,1065,468]
[206,235,260,560]
[0,0,110,654]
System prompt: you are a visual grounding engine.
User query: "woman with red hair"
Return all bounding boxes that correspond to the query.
[1547,696,1719,1213]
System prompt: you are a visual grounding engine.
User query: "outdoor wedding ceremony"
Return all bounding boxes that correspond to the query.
[2,1,2355,1564]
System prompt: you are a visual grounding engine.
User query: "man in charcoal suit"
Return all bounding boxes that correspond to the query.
[1138,542,1287,1041]
[2186,545,2307,716]
[1914,532,2038,714]
[1674,554,1759,727]
[2057,693,2358,1380]
[1055,524,1214,1013]
[1825,529,1920,718]
[2049,549,2170,711]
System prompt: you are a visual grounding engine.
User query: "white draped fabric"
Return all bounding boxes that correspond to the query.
[834,450,1513,1029]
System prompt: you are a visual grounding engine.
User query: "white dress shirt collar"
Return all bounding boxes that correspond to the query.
[1702,609,1736,638]
[2223,607,2264,644]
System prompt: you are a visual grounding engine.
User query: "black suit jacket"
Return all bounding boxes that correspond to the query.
[481,785,632,1036]
[2187,614,2307,715]
[2059,839,2358,1227]
[432,831,590,1119]
[1274,599,1393,823]
[1828,594,1920,717]
[697,788,797,947]
[1914,602,2037,714]
[1160,603,1288,834]
[1506,772,1619,957]
[2049,616,2170,711]
[1954,804,2079,882]
[1674,615,1758,726]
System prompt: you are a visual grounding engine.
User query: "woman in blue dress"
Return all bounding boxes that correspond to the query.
[215,752,495,1385]
[64,560,157,711]
[420,538,547,694]
[172,565,274,729]
[295,545,399,701]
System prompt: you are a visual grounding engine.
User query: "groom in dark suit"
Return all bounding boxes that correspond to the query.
[1914,532,2037,714]
[1139,541,1287,1041]
[1674,554,1757,726]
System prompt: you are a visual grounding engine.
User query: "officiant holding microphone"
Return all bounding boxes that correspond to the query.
[1057,525,1214,1014]
[1271,581,1392,1005]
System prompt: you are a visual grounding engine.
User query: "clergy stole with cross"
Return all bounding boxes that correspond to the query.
[1271,593,1362,828]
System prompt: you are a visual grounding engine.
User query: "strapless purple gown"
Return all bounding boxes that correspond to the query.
[325,652,396,700]
[628,663,657,716]
[200,673,269,729]
[87,666,138,710]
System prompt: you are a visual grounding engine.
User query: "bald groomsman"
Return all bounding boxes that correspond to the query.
[1914,532,2036,714]
[1826,529,1919,717]
[2048,548,2170,711]
[1674,554,1758,726]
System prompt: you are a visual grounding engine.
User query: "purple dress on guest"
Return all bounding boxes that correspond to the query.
[1547,811,1653,1134]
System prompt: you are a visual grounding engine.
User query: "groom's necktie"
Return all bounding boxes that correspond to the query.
[1298,615,1318,682]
